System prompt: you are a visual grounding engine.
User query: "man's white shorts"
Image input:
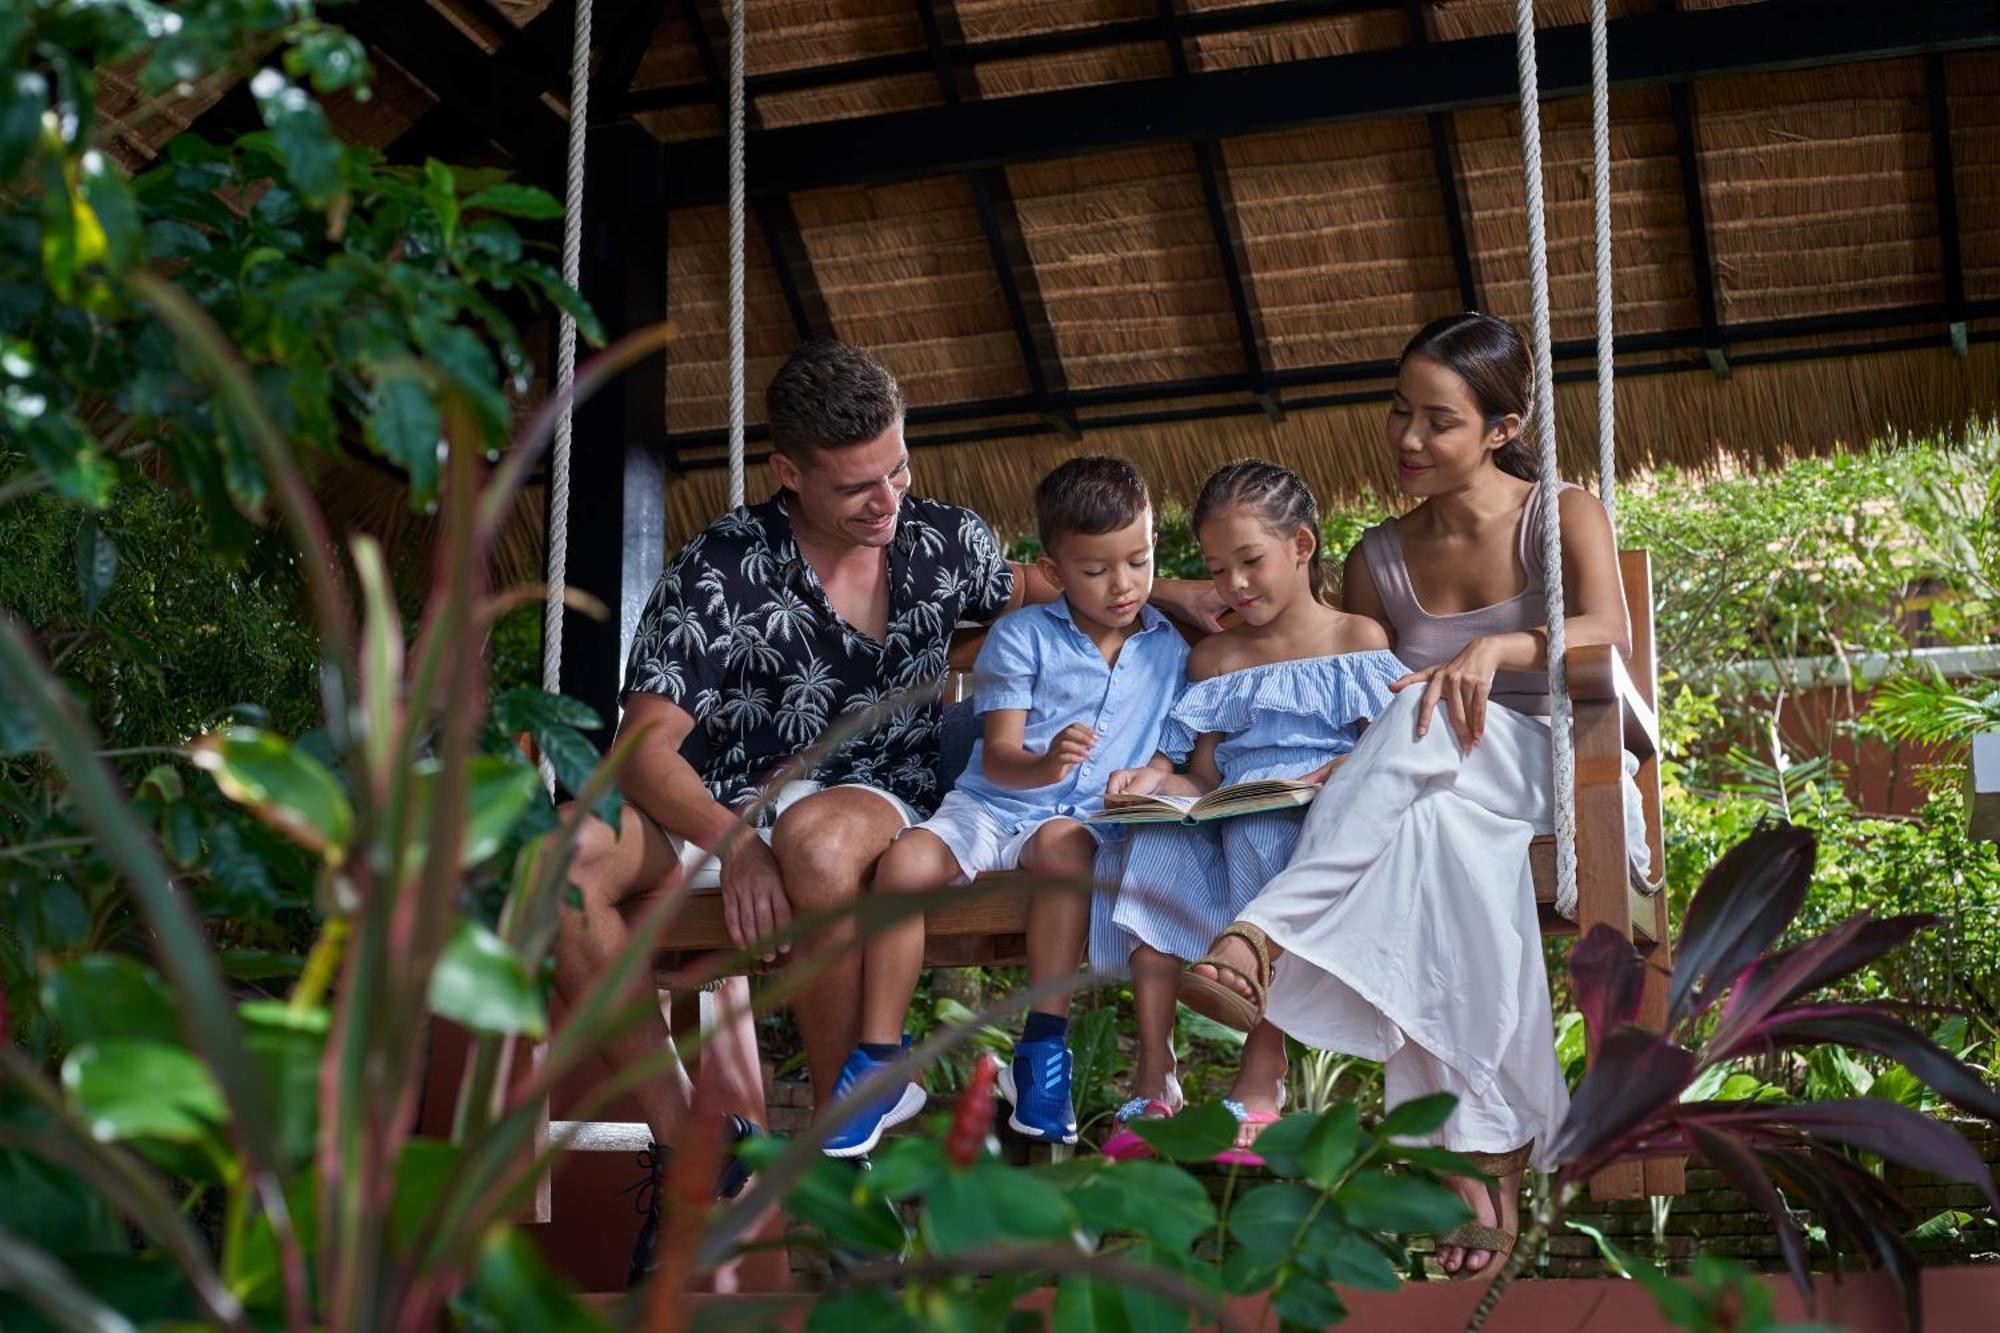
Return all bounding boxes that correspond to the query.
[667,780,919,891]
[905,789,1102,883]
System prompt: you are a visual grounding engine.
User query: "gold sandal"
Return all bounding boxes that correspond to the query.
[1178,923,1272,1032]
[1436,1144,1532,1281]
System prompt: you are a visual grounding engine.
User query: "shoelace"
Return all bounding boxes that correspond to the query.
[619,1144,663,1219]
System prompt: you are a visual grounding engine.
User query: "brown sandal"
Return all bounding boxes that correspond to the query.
[1178,923,1273,1032]
[1435,1144,1532,1281]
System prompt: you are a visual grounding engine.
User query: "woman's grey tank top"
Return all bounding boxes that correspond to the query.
[1358,482,1573,717]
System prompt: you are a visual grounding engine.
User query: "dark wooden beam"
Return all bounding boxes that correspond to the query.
[566,124,671,736]
[1161,1,1283,422]
[678,0,835,345]
[1926,53,1970,357]
[918,0,1078,439]
[1668,82,1727,377]
[1408,1,1480,311]
[657,0,2000,204]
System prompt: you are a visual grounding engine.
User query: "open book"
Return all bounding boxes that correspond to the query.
[1089,778,1321,826]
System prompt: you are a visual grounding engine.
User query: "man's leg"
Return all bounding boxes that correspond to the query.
[769,788,906,1111]
[551,803,698,1144]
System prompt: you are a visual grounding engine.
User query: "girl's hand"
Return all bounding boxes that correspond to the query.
[1108,766,1166,796]
[1295,755,1347,786]
[1389,636,1505,748]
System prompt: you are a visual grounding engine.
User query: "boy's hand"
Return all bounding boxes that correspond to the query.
[1039,723,1096,783]
[1108,766,1166,796]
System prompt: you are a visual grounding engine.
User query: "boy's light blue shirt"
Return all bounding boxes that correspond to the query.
[953,597,1190,831]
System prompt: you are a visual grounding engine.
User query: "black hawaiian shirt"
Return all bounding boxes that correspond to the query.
[623,491,1015,821]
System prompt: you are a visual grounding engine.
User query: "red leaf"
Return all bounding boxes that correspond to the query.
[1732,914,1934,1015]
[945,1054,997,1168]
[1669,823,1815,1026]
[1749,1005,2000,1123]
[1684,1098,1998,1210]
[1685,1124,1809,1300]
[1568,925,1647,1062]
[1551,1027,1696,1177]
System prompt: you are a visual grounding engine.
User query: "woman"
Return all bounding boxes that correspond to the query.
[1179,312,1651,1278]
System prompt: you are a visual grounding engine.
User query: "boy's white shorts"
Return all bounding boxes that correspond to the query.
[904,789,1102,882]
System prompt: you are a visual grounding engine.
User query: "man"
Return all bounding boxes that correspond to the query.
[554,342,1220,1282]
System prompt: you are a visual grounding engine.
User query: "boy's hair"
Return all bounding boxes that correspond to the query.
[1034,456,1152,552]
[765,341,906,457]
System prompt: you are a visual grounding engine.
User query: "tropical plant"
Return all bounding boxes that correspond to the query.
[1474,822,2000,1331]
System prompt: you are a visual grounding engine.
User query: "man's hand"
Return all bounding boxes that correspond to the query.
[1150,579,1229,634]
[1389,635,1505,749]
[718,835,791,963]
[1108,765,1166,796]
[1037,722,1096,784]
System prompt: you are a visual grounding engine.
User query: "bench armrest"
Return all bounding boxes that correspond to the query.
[1565,643,1659,761]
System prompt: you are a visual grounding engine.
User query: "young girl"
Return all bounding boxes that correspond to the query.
[1089,459,1403,1161]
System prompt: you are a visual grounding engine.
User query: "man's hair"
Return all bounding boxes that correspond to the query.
[1034,455,1152,553]
[765,341,906,457]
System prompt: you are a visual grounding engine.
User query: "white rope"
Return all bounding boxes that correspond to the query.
[542,0,595,793]
[1512,0,1578,919]
[1590,0,1617,534]
[726,0,747,510]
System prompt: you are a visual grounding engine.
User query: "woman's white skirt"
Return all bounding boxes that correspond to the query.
[1239,688,1651,1172]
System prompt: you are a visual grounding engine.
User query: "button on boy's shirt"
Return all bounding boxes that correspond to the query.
[954,598,1190,829]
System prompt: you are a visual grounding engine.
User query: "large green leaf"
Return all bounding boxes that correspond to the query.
[187,726,353,859]
[1377,1092,1456,1140]
[1297,1103,1363,1187]
[363,365,442,504]
[41,957,181,1048]
[1066,1159,1215,1250]
[240,1002,326,1172]
[1331,1169,1468,1235]
[1226,1181,1319,1254]
[0,71,46,183]
[1129,1100,1237,1162]
[465,1226,612,1332]
[463,183,564,221]
[921,1162,1073,1254]
[427,921,546,1038]
[77,151,140,270]
[786,1157,907,1256]
[1269,1272,1347,1330]
[61,1041,225,1145]
[248,68,343,208]
[402,757,542,873]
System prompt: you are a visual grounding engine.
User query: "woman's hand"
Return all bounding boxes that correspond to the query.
[1108,766,1167,796]
[1389,636,1506,748]
[1150,579,1229,634]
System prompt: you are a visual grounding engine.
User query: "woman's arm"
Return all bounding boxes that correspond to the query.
[1391,489,1630,747]
[980,707,1093,789]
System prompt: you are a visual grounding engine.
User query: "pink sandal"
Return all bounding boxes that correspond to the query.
[1102,1096,1179,1162]
[1213,1098,1279,1168]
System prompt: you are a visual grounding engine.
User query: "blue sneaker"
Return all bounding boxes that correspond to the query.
[997,1037,1077,1144]
[821,1046,927,1158]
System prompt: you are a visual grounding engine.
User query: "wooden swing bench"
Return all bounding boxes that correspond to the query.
[628,550,1679,1200]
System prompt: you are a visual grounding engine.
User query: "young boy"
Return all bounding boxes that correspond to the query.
[820,456,1192,1155]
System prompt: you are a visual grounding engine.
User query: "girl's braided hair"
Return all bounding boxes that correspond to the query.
[1192,458,1333,605]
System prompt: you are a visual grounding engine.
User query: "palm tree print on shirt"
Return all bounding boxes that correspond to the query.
[623,492,1015,821]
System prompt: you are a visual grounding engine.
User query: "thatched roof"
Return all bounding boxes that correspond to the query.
[110,0,2000,558]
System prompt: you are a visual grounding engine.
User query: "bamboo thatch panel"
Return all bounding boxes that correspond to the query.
[1189,7,1410,73]
[1223,119,1463,369]
[1948,52,1999,302]
[1428,0,1659,42]
[1006,146,1243,389]
[1697,61,1940,326]
[93,59,233,170]
[630,14,709,93]
[665,206,804,433]
[973,43,1170,99]
[659,342,2000,546]
[756,72,945,128]
[746,0,927,75]
[1454,88,1698,342]
[792,177,1029,404]
[322,55,434,152]
[955,0,1155,44]
[428,0,508,54]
